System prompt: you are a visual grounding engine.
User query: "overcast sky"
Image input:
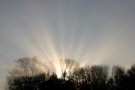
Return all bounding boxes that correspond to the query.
[0,0,135,89]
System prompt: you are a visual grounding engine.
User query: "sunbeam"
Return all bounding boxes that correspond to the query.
[1,0,135,89]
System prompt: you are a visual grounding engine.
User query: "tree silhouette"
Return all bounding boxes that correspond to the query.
[6,57,135,90]
[60,59,79,80]
[112,65,128,90]
[107,77,115,90]
[127,64,135,90]
[89,65,109,90]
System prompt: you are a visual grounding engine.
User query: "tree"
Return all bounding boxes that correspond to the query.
[10,57,50,77]
[90,65,109,90]
[60,59,79,79]
[7,56,135,90]
[112,65,127,90]
[127,64,135,90]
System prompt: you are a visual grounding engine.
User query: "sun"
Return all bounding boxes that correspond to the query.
[51,58,79,78]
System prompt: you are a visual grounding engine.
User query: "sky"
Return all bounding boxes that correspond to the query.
[0,0,135,89]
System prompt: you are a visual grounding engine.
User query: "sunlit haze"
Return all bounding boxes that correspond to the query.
[0,0,135,89]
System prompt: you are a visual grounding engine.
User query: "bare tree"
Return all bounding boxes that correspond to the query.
[9,57,50,77]
[90,65,109,90]
[15,57,30,76]
[60,59,79,79]
[111,65,126,89]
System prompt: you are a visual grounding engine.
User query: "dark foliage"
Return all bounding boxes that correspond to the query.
[7,64,135,90]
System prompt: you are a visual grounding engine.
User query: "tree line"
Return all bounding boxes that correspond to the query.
[7,57,135,90]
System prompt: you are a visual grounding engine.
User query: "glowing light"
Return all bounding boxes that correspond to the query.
[13,1,124,77]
